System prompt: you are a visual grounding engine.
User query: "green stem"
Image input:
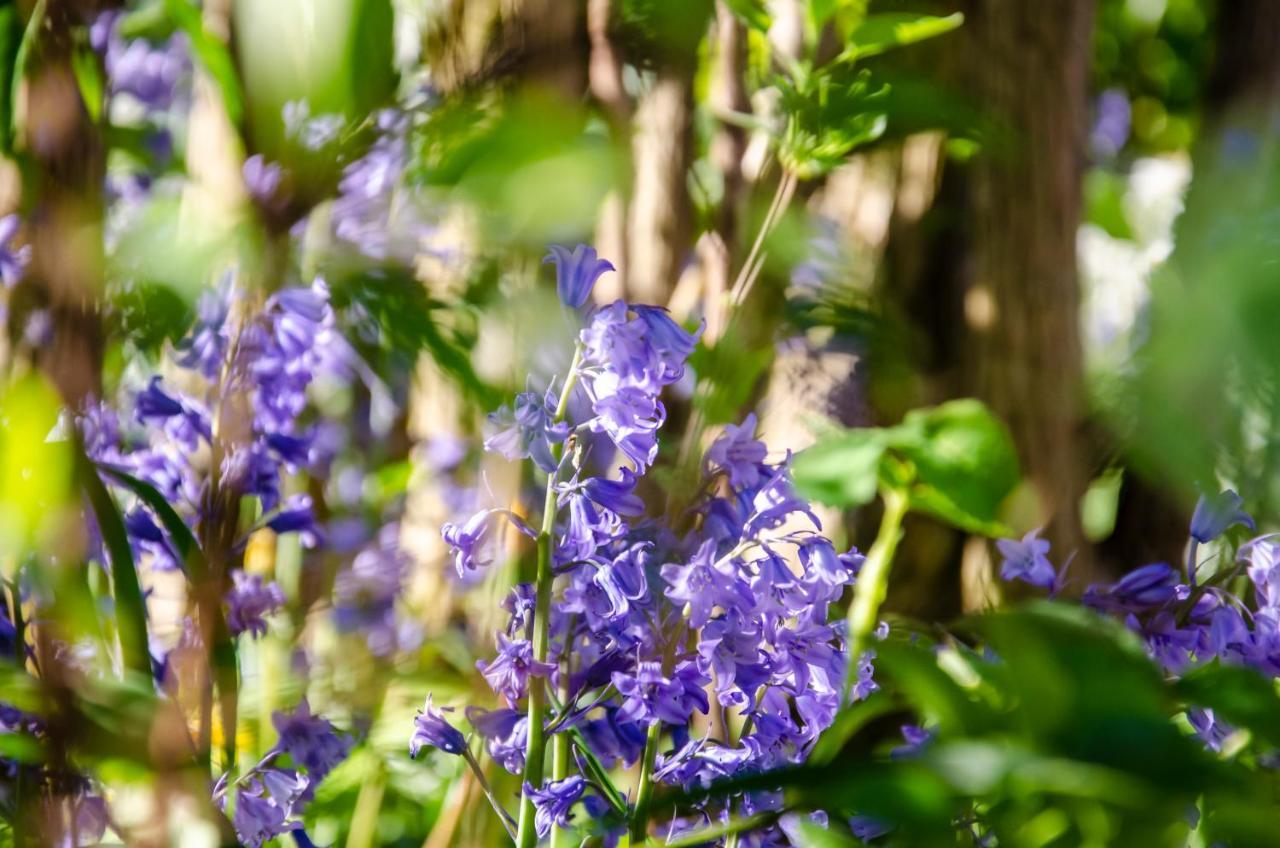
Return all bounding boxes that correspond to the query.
[628,722,662,845]
[516,344,583,848]
[659,813,779,848]
[464,747,517,840]
[843,486,909,702]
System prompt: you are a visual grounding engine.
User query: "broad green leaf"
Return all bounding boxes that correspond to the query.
[808,690,900,765]
[80,456,151,677]
[6,0,44,147]
[842,12,964,61]
[0,375,75,563]
[0,4,20,153]
[792,429,887,507]
[891,399,1019,535]
[785,819,865,847]
[70,45,105,123]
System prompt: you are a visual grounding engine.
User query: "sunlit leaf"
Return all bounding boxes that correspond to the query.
[841,12,964,61]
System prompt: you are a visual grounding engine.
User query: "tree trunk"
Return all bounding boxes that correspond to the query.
[13,0,111,409]
[626,67,695,303]
[960,0,1096,576]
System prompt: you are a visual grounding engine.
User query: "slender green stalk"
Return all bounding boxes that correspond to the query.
[843,486,909,701]
[628,722,662,845]
[464,747,517,840]
[661,812,780,848]
[516,345,583,848]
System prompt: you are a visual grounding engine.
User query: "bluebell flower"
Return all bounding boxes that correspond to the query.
[243,155,284,206]
[478,633,555,704]
[410,695,467,757]
[545,244,614,308]
[333,527,406,656]
[228,769,308,848]
[484,388,570,473]
[581,467,644,516]
[578,709,646,768]
[1244,536,1280,609]
[1084,563,1181,613]
[174,276,231,379]
[706,414,769,488]
[661,540,757,628]
[225,571,286,638]
[442,508,535,578]
[587,387,664,468]
[1191,489,1255,543]
[996,530,1057,589]
[612,660,710,726]
[1187,707,1233,752]
[0,215,30,288]
[272,699,351,782]
[265,494,323,548]
[525,775,587,838]
[890,724,933,758]
[466,707,528,773]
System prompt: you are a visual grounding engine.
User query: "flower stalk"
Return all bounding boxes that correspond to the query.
[843,485,909,701]
[517,345,583,848]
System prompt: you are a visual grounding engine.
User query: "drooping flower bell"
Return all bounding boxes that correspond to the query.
[545,244,614,308]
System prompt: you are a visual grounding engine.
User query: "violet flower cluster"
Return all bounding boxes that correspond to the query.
[998,489,1278,752]
[414,245,865,846]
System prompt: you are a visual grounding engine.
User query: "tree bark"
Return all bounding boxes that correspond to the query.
[960,0,1096,575]
[626,67,695,303]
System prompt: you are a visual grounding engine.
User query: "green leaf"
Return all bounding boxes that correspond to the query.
[792,428,887,507]
[891,399,1019,535]
[69,45,105,123]
[808,689,900,765]
[80,456,151,678]
[788,819,865,847]
[688,328,773,427]
[1175,662,1280,749]
[722,0,771,32]
[0,3,24,153]
[7,0,45,148]
[99,466,205,579]
[842,12,964,61]
[98,465,239,768]
[164,0,243,126]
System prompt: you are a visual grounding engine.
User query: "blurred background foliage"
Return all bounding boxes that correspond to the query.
[3,0,1280,845]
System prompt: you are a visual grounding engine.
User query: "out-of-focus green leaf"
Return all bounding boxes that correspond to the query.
[70,45,105,123]
[80,456,151,678]
[792,428,886,507]
[0,3,21,153]
[778,65,889,179]
[329,266,500,409]
[892,400,1019,535]
[805,0,868,46]
[0,375,75,563]
[164,0,244,125]
[722,0,772,32]
[1084,169,1135,241]
[808,689,900,765]
[413,90,622,245]
[841,12,964,61]
[6,0,44,147]
[688,328,773,428]
[1175,661,1280,749]
[787,819,865,847]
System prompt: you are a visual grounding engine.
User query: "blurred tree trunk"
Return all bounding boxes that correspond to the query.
[626,68,694,303]
[959,0,1097,579]
[12,0,111,409]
